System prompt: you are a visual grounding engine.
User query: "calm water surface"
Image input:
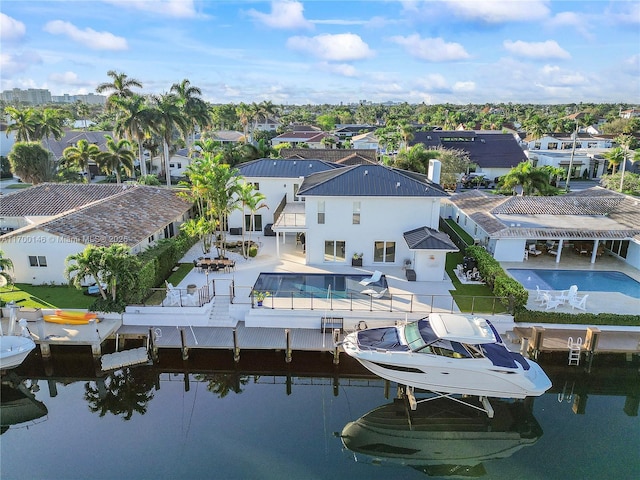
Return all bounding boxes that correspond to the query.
[1,350,639,480]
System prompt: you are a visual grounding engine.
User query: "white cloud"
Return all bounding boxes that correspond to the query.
[389,34,470,62]
[453,81,475,92]
[320,62,359,77]
[503,40,570,59]
[547,12,594,39]
[605,2,640,25]
[0,51,43,77]
[286,33,374,62]
[415,74,450,92]
[102,0,199,18]
[443,0,550,23]
[622,54,640,75]
[247,1,313,29]
[48,71,87,85]
[1,13,26,41]
[44,20,128,51]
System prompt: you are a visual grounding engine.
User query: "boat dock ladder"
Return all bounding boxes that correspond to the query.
[567,336,583,366]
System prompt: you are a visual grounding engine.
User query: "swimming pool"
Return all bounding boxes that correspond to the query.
[253,272,388,298]
[507,269,640,299]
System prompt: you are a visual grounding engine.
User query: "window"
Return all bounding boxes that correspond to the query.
[548,142,558,150]
[293,183,300,202]
[317,201,325,224]
[250,182,260,190]
[324,240,346,262]
[28,255,47,267]
[148,235,154,243]
[533,142,541,150]
[352,201,361,225]
[374,241,395,263]
[169,163,175,168]
[245,214,263,232]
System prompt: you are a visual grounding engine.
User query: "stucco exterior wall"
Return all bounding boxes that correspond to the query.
[493,238,527,262]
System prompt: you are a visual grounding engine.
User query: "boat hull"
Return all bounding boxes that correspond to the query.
[0,336,36,370]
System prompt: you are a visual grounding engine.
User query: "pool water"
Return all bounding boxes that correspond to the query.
[253,272,388,298]
[507,269,640,299]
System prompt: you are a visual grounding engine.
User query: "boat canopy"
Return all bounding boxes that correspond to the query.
[427,314,497,345]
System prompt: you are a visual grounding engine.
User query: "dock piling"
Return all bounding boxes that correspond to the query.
[233,329,240,362]
[179,328,189,360]
[285,329,292,363]
[332,329,340,365]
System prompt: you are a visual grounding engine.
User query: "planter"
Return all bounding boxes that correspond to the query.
[351,258,362,267]
[187,284,197,295]
[257,301,263,307]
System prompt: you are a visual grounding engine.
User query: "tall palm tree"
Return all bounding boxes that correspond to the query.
[112,94,154,176]
[236,103,252,143]
[4,106,37,142]
[170,79,210,152]
[96,70,143,110]
[500,161,551,196]
[613,134,635,192]
[237,183,268,258]
[149,93,188,186]
[75,101,91,130]
[65,246,108,300]
[62,139,101,181]
[604,147,625,175]
[97,135,135,183]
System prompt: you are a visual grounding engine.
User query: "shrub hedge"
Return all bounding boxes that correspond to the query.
[515,309,640,326]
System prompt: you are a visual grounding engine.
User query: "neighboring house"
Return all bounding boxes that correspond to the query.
[441,187,640,271]
[351,131,379,151]
[254,117,280,133]
[271,131,338,149]
[280,148,378,165]
[620,109,640,119]
[46,129,112,161]
[207,130,245,144]
[229,158,342,233]
[0,184,193,284]
[526,133,613,152]
[411,130,529,182]
[333,125,376,141]
[293,162,456,281]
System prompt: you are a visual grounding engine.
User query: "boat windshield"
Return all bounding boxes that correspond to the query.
[403,322,429,351]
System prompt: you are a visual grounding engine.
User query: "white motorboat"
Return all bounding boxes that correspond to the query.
[0,335,36,370]
[340,397,542,475]
[342,313,551,399]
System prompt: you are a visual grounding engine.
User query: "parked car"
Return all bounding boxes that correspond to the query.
[460,173,490,189]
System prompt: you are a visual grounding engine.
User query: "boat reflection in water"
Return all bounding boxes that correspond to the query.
[0,378,48,434]
[340,397,542,477]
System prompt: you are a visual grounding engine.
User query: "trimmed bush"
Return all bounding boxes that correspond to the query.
[248,246,258,258]
[515,309,640,326]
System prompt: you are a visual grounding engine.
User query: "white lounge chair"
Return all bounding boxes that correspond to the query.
[557,285,578,303]
[362,288,388,299]
[534,286,549,303]
[528,244,542,256]
[359,270,382,286]
[543,293,564,310]
[569,294,588,311]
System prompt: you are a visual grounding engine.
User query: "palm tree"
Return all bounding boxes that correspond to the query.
[97,135,135,183]
[614,134,634,192]
[170,79,210,152]
[62,139,101,181]
[500,161,552,196]
[96,70,143,110]
[4,106,37,142]
[236,103,252,143]
[65,246,108,300]
[604,147,625,175]
[100,244,139,302]
[0,250,14,287]
[524,114,548,141]
[237,184,268,258]
[149,93,188,186]
[112,95,154,176]
[75,101,91,130]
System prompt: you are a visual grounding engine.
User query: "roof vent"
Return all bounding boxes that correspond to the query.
[396,182,401,188]
[364,170,368,175]
[273,161,276,165]
[293,161,296,165]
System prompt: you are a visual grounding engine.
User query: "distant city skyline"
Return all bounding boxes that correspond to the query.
[1,1,639,105]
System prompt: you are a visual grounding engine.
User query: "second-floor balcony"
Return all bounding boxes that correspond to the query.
[273,202,306,230]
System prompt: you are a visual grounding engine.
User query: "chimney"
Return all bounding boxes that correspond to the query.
[428,159,441,184]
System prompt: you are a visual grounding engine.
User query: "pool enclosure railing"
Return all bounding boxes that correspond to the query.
[243,287,510,315]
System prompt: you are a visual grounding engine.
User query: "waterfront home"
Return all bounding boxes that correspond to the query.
[410,130,529,183]
[0,184,193,284]
[280,148,378,165]
[271,130,337,149]
[441,186,640,271]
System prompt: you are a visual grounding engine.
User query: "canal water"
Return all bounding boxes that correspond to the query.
[1,350,639,480]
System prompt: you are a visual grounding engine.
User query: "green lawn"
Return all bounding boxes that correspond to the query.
[445,252,508,314]
[1,284,95,309]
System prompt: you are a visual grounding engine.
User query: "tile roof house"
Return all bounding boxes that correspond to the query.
[271,131,338,149]
[0,184,193,284]
[441,187,640,271]
[280,148,378,165]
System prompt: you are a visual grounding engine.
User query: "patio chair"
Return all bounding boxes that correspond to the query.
[193,259,202,273]
[528,244,542,256]
[362,288,388,299]
[360,270,382,286]
[557,285,578,303]
[569,294,588,311]
[534,285,549,303]
[543,293,564,311]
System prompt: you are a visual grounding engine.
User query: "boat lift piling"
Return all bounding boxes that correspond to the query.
[285,329,292,363]
[179,328,189,360]
[332,329,341,365]
[233,329,240,362]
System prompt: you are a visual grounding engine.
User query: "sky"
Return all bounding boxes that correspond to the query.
[1,0,639,105]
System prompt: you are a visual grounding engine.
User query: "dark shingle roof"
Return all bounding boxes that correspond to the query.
[236,158,343,178]
[0,183,127,216]
[411,130,528,169]
[25,186,192,247]
[47,129,113,159]
[297,164,448,197]
[404,226,458,251]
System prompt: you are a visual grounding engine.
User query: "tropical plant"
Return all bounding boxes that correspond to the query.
[96,135,135,183]
[4,106,37,142]
[237,183,268,258]
[149,93,188,186]
[112,94,155,176]
[8,142,56,184]
[65,245,108,300]
[137,174,161,186]
[604,146,625,175]
[499,161,553,196]
[62,139,101,181]
[96,70,143,110]
[0,250,14,287]
[170,79,210,152]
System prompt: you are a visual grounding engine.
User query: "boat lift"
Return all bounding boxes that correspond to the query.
[402,385,495,418]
